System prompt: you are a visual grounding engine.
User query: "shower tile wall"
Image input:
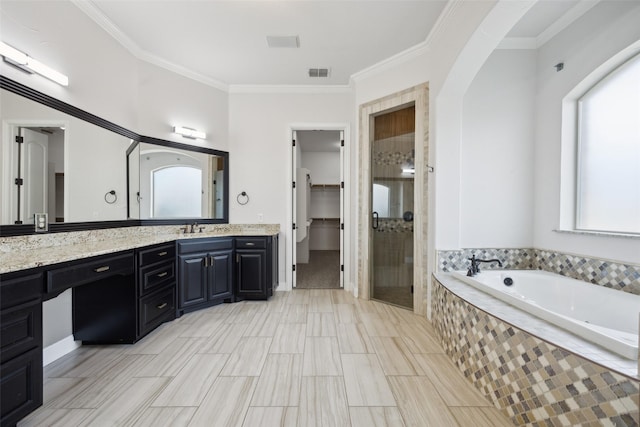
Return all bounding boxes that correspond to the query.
[432,278,640,426]
[437,248,640,295]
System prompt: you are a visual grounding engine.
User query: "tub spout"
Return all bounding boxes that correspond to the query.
[467,255,503,276]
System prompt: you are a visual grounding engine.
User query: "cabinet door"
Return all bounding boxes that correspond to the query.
[208,250,233,301]
[0,347,43,427]
[236,250,266,299]
[178,253,207,308]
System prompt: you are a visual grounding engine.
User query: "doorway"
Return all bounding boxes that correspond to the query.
[292,129,344,289]
[3,124,65,225]
[358,84,429,314]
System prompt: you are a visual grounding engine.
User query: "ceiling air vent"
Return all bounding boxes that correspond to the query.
[266,36,299,48]
[308,68,330,78]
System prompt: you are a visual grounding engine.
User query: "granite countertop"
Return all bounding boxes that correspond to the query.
[0,224,279,274]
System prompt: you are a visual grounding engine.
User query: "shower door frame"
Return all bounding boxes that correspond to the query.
[358,84,429,315]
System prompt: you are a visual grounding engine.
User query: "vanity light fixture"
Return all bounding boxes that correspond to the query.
[173,126,206,140]
[0,41,69,86]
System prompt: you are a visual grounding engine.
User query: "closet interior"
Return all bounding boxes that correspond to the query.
[295,130,342,288]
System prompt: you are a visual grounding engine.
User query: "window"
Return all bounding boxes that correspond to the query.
[152,166,202,218]
[576,53,640,234]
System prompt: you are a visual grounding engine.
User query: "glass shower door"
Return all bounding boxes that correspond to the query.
[370,105,415,309]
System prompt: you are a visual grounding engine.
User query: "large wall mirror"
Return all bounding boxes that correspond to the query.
[127,140,226,220]
[0,76,229,236]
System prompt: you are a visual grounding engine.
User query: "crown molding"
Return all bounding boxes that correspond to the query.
[497,0,600,50]
[536,0,600,48]
[350,0,462,84]
[72,0,228,91]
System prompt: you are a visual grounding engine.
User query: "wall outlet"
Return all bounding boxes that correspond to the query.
[34,213,48,232]
[258,213,264,223]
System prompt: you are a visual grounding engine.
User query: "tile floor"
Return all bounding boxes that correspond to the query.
[19,290,514,426]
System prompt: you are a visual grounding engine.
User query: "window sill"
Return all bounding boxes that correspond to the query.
[553,229,640,240]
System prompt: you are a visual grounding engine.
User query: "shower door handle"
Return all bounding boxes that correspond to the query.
[372,211,379,229]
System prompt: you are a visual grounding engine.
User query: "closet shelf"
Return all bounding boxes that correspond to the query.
[311,184,340,190]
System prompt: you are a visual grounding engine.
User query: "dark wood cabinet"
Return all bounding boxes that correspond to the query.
[235,236,277,300]
[0,234,277,426]
[69,251,137,344]
[136,243,176,336]
[208,250,234,301]
[0,271,43,427]
[177,238,234,313]
[54,244,175,345]
[177,235,278,310]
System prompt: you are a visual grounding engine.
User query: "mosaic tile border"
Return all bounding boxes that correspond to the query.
[432,278,640,426]
[437,248,640,295]
[536,249,640,295]
[375,219,413,233]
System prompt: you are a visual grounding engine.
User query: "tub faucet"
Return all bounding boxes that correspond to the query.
[467,255,503,276]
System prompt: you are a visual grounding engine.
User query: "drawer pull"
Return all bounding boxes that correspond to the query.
[246,242,255,246]
[157,302,168,309]
[158,251,168,256]
[94,266,110,273]
[157,272,168,278]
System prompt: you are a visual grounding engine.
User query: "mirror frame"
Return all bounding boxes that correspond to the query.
[0,75,229,237]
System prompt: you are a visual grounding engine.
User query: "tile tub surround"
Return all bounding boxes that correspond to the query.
[437,248,640,295]
[432,275,639,426]
[0,224,280,274]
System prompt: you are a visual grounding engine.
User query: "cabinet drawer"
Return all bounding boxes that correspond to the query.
[0,347,43,427]
[137,244,175,267]
[178,238,233,254]
[139,286,175,336]
[1,299,42,364]
[139,261,175,295]
[235,237,266,249]
[0,273,43,310]
[47,252,134,296]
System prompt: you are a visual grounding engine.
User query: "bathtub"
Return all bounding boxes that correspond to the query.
[452,270,639,360]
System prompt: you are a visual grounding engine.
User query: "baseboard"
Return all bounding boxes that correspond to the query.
[43,335,81,366]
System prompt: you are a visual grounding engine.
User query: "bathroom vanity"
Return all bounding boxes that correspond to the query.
[0,228,278,427]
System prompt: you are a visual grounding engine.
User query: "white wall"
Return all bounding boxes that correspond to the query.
[0,0,138,129]
[136,62,229,151]
[228,91,354,289]
[533,1,640,264]
[460,49,536,248]
[302,152,341,185]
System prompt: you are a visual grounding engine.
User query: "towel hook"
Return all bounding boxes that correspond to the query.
[104,190,117,204]
[237,191,249,205]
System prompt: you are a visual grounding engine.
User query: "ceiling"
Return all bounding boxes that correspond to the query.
[77,0,598,89]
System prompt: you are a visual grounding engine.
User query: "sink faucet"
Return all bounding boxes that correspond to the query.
[467,255,503,276]
[190,222,198,234]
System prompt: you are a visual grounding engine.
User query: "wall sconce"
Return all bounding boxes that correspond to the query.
[173,126,206,140]
[0,41,69,86]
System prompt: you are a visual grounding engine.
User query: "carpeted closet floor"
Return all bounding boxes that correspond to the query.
[296,250,340,289]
